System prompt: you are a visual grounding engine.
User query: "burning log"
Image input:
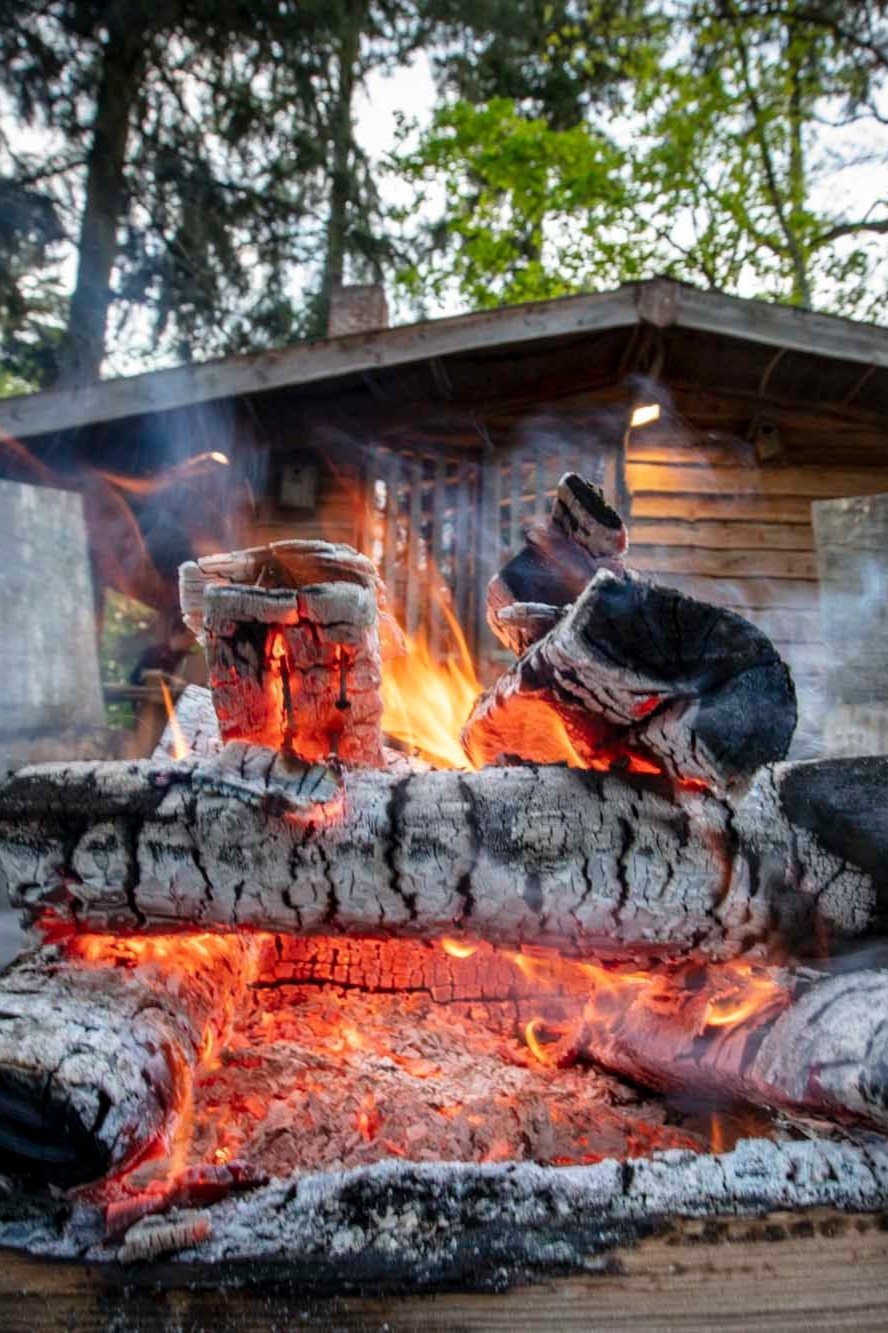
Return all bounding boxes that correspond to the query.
[465,568,797,790]
[0,932,260,1187]
[181,539,389,767]
[567,963,888,1133]
[2,747,884,960]
[487,474,627,654]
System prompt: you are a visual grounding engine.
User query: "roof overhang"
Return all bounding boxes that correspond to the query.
[3,279,888,442]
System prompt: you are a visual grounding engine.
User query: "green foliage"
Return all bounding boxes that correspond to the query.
[395,98,634,307]
[396,1,888,320]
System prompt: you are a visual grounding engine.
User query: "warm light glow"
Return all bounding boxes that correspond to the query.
[381,596,482,769]
[702,963,784,1030]
[629,403,661,429]
[710,1112,725,1155]
[98,451,233,496]
[160,679,190,760]
[441,937,479,959]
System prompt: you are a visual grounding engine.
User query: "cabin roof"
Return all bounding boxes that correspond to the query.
[3,279,888,447]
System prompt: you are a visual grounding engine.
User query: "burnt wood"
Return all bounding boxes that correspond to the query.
[0,935,259,1186]
[487,474,627,654]
[0,747,884,961]
[466,568,797,790]
[578,964,888,1132]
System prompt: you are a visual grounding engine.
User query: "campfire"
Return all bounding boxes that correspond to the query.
[0,474,886,1286]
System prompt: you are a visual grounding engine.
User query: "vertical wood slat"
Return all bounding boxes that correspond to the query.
[454,458,471,639]
[534,444,548,524]
[405,455,423,637]
[430,455,447,659]
[382,451,400,625]
[475,450,501,656]
[509,450,523,554]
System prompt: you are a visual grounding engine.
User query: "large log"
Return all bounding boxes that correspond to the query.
[1,747,884,961]
[464,569,797,790]
[575,964,888,1133]
[0,932,259,1186]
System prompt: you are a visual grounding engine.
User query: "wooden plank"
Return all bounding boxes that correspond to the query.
[383,452,400,622]
[1,1210,886,1330]
[653,574,820,609]
[430,455,446,658]
[741,608,822,642]
[509,453,523,554]
[630,520,814,551]
[627,464,888,499]
[405,456,423,637]
[626,439,757,467]
[454,459,471,636]
[631,494,815,522]
[631,547,817,580]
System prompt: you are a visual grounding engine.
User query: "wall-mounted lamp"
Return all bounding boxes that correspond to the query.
[629,403,661,429]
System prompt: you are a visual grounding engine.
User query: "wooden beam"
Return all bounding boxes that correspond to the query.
[0,287,641,440]
[630,520,815,550]
[0,1210,885,1327]
[628,463,888,498]
[5,280,888,445]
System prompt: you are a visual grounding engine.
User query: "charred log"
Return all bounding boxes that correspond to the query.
[0,934,259,1187]
[577,964,888,1133]
[488,474,627,654]
[2,747,884,961]
[465,570,797,791]
[204,581,385,767]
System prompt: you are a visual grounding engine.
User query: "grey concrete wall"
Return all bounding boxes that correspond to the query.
[0,479,103,737]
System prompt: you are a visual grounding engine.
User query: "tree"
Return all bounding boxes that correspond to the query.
[396,1,888,319]
[0,1,424,386]
[0,178,66,390]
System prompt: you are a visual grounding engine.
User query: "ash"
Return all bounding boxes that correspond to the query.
[2,1138,887,1291]
[182,982,704,1177]
[1,973,887,1289]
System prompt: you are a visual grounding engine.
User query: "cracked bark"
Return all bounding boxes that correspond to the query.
[0,934,259,1187]
[464,569,797,791]
[578,964,888,1133]
[1,747,885,962]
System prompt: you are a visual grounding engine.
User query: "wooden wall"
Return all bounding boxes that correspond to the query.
[624,428,888,749]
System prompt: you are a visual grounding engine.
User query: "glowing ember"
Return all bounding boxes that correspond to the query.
[441,938,478,959]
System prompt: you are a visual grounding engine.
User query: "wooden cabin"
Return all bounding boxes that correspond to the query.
[3,277,888,750]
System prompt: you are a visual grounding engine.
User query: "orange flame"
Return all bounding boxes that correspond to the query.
[441,938,478,959]
[381,596,482,769]
[160,679,190,760]
[701,962,785,1030]
[97,451,230,497]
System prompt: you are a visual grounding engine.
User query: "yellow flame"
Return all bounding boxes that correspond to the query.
[381,596,482,769]
[441,937,478,959]
[160,679,190,760]
[629,403,661,428]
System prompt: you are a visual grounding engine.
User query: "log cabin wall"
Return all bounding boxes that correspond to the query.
[3,281,887,750]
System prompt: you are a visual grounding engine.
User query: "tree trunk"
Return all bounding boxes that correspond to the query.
[2,746,885,961]
[319,0,363,332]
[54,15,150,386]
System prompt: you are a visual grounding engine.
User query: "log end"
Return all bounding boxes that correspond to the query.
[0,1067,109,1188]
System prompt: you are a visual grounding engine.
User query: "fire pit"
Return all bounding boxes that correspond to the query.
[0,476,887,1293]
